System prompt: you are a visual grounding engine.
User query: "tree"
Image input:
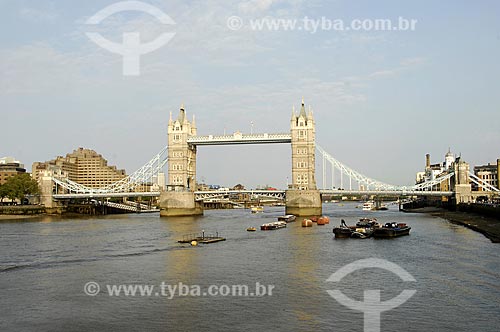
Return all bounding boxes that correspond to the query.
[0,184,8,203]
[2,173,40,204]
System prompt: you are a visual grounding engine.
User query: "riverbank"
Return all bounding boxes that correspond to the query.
[404,207,500,243]
[0,215,42,221]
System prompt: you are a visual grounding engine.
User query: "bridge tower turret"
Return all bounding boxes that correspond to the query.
[452,157,473,204]
[286,98,322,216]
[290,98,317,190]
[160,105,203,217]
[167,105,197,191]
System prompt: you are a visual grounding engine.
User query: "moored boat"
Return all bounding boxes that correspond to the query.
[373,222,411,238]
[246,227,257,232]
[333,219,379,239]
[333,226,353,238]
[278,215,296,222]
[260,221,287,231]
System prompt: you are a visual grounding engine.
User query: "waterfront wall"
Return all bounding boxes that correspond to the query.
[0,205,46,215]
[457,203,500,220]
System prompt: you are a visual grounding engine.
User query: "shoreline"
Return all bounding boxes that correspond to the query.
[403,207,500,243]
[0,214,43,221]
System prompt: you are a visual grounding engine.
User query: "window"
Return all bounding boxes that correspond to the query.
[172,164,183,171]
[297,162,307,168]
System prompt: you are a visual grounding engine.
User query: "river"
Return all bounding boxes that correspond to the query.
[1,203,499,331]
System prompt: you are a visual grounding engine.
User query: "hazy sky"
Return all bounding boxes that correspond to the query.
[1,0,499,189]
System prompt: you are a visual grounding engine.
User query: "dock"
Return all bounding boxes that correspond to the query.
[178,231,226,244]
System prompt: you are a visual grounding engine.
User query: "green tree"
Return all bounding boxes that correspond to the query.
[0,183,8,203]
[3,173,40,204]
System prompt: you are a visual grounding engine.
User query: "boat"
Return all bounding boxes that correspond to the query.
[317,216,330,225]
[333,218,380,239]
[374,204,388,211]
[277,215,296,223]
[332,226,353,238]
[357,218,379,228]
[301,219,313,227]
[246,227,257,232]
[362,201,375,211]
[260,221,287,231]
[251,206,264,213]
[373,222,411,238]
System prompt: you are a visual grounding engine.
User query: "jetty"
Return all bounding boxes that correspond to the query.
[178,231,226,244]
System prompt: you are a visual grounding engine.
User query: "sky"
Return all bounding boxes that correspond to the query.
[1,0,499,189]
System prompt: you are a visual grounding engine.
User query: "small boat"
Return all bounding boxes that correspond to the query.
[260,221,287,231]
[277,215,296,222]
[373,222,411,238]
[246,227,257,232]
[374,204,388,211]
[362,201,374,211]
[317,216,330,225]
[357,218,379,228]
[301,219,313,227]
[333,219,379,239]
[251,206,264,213]
[333,226,353,238]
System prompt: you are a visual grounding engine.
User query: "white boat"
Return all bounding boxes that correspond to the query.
[261,221,287,230]
[362,201,374,211]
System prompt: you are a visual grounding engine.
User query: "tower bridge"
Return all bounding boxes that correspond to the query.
[41,99,499,215]
[161,99,322,216]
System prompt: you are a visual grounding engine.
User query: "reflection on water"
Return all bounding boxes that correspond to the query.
[0,203,499,332]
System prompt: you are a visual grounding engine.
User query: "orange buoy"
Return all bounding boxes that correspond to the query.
[302,219,313,227]
[318,216,330,225]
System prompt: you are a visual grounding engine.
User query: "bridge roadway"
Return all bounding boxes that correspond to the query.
[52,189,453,200]
[187,133,292,145]
[320,189,454,197]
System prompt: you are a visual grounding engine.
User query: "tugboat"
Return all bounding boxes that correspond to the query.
[333,219,380,239]
[333,219,355,238]
[373,222,411,238]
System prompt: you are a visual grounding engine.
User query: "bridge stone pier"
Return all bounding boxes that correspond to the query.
[159,100,322,217]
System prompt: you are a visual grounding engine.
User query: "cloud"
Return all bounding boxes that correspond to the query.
[19,7,58,22]
[238,0,280,14]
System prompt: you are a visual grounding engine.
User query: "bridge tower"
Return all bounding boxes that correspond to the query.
[285,99,322,216]
[160,105,203,217]
[452,157,473,204]
[166,105,197,190]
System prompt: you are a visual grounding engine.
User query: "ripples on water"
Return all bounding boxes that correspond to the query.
[0,203,499,332]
